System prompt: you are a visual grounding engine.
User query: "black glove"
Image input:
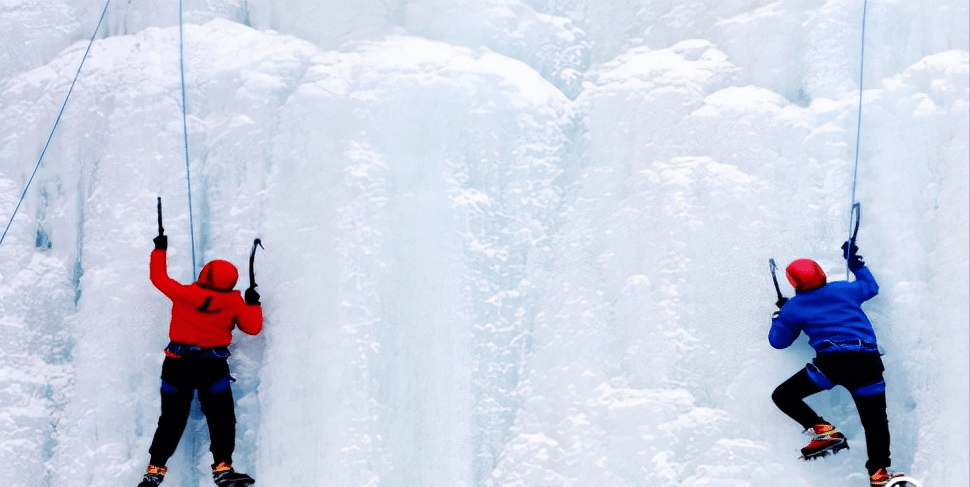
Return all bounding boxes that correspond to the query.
[244,287,261,305]
[775,296,788,309]
[153,235,168,251]
[841,241,865,271]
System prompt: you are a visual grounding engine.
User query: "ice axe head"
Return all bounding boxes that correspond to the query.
[248,238,263,289]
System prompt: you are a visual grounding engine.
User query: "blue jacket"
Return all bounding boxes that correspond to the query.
[769,265,880,352]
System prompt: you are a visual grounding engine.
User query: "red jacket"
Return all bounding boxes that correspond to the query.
[150,249,263,347]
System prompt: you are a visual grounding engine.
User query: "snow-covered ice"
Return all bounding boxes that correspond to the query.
[0,2,967,487]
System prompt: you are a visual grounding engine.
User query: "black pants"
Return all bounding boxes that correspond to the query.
[772,351,890,475]
[148,356,236,467]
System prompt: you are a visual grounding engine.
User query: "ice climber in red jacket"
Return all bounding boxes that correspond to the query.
[138,232,262,487]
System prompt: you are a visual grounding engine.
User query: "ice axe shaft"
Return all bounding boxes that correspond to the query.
[157,197,164,236]
[848,202,861,247]
[158,196,165,235]
[846,202,862,279]
[769,258,784,302]
[248,238,263,289]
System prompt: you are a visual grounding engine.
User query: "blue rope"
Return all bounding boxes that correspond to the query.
[847,0,868,279]
[179,0,198,277]
[0,0,112,248]
[178,7,203,483]
[178,9,202,487]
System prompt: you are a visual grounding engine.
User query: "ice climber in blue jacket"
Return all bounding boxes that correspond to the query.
[769,242,900,487]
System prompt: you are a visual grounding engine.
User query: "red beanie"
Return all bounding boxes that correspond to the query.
[197,260,239,291]
[786,259,827,292]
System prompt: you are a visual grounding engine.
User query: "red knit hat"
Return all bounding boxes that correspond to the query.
[197,260,239,291]
[786,259,827,292]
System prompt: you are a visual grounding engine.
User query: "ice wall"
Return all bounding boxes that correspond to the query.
[0,2,967,487]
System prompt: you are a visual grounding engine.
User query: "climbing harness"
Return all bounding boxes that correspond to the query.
[0,0,112,249]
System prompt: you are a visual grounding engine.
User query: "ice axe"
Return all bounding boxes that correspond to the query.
[156,197,164,236]
[845,202,862,280]
[769,257,787,309]
[848,202,862,244]
[248,238,263,290]
[153,197,169,252]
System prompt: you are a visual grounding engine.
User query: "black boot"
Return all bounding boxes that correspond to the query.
[212,462,255,487]
[137,465,167,487]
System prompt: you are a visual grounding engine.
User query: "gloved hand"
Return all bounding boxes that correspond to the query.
[775,296,788,309]
[244,287,261,305]
[153,235,168,251]
[841,241,865,271]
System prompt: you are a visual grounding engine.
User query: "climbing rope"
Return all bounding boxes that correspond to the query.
[179,0,199,276]
[0,0,112,248]
[847,0,869,279]
[178,4,203,483]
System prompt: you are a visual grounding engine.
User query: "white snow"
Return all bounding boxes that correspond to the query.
[0,2,967,487]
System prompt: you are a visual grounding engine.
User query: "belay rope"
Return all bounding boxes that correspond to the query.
[0,0,112,249]
[179,0,198,276]
[0,0,198,273]
[176,3,203,484]
[847,0,869,280]
[770,0,870,294]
